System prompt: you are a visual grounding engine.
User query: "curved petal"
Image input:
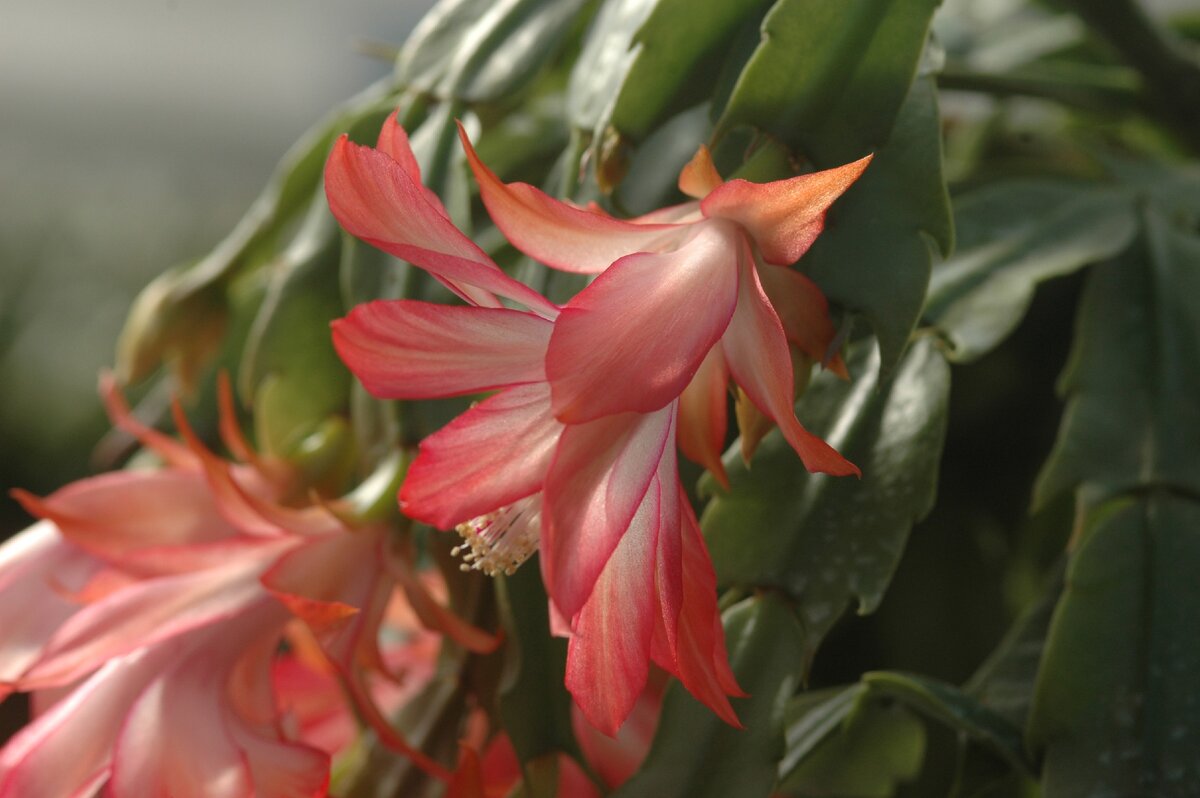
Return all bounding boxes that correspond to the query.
[756,262,839,366]
[332,300,551,400]
[564,478,660,736]
[13,470,237,560]
[546,221,740,424]
[651,490,743,727]
[678,145,723,199]
[459,123,685,273]
[20,556,275,690]
[400,384,561,529]
[0,645,178,798]
[701,155,871,265]
[677,347,730,488]
[325,136,558,317]
[721,255,858,476]
[541,407,673,619]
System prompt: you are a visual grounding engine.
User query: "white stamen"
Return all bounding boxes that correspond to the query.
[452,496,542,577]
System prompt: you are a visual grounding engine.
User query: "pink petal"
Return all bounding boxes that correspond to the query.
[389,553,502,654]
[677,347,731,488]
[541,407,673,619]
[400,384,561,529]
[651,492,744,727]
[756,262,839,365]
[677,145,723,199]
[546,221,740,424]
[13,470,238,560]
[0,646,175,798]
[332,300,551,400]
[0,522,97,688]
[721,256,859,476]
[701,155,872,265]
[564,477,661,736]
[459,123,685,274]
[99,372,197,470]
[20,555,277,690]
[324,136,558,317]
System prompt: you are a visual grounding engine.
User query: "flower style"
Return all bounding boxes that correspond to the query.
[327,115,743,734]
[0,376,481,795]
[460,130,869,484]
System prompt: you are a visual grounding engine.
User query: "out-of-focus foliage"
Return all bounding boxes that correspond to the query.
[10,0,1200,794]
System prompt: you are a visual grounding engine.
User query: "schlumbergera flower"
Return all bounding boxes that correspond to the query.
[327,114,744,734]
[0,375,493,796]
[325,114,868,736]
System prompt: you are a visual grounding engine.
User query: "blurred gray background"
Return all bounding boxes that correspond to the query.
[0,0,434,521]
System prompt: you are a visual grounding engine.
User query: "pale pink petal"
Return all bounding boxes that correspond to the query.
[325,136,558,317]
[541,407,673,618]
[546,221,740,424]
[721,255,859,476]
[400,384,561,529]
[677,347,731,488]
[20,555,277,689]
[459,123,685,274]
[0,645,176,798]
[677,145,723,199]
[572,680,661,788]
[701,155,871,265]
[564,477,660,736]
[0,523,97,689]
[756,262,840,365]
[332,300,551,400]
[12,470,238,560]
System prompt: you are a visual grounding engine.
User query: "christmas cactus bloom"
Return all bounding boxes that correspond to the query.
[460,130,869,482]
[327,115,744,733]
[0,377,472,795]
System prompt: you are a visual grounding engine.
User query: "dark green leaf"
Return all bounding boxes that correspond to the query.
[779,684,868,777]
[396,0,590,103]
[716,0,940,159]
[495,557,581,766]
[864,672,1030,773]
[1028,494,1200,796]
[1034,208,1200,507]
[702,337,949,659]
[239,201,350,458]
[925,180,1137,363]
[613,595,805,798]
[780,693,925,798]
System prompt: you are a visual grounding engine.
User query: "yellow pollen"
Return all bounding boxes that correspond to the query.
[452,497,541,577]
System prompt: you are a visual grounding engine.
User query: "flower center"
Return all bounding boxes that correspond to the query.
[452,496,542,576]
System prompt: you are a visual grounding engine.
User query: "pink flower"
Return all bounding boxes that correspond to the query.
[460,131,868,484]
[0,376,475,794]
[327,116,743,733]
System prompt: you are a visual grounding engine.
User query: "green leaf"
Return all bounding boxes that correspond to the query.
[924,179,1137,363]
[965,565,1064,731]
[801,76,952,375]
[702,337,950,658]
[495,557,581,767]
[1034,207,1200,507]
[239,201,351,458]
[607,0,773,141]
[1028,494,1200,795]
[713,0,950,372]
[613,595,805,798]
[779,684,869,777]
[864,672,1030,774]
[780,691,925,798]
[397,0,590,103]
[715,0,941,159]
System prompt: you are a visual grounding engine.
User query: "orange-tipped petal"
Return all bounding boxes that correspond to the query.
[99,371,195,469]
[677,347,731,489]
[701,155,872,265]
[721,254,858,476]
[678,145,723,199]
[458,122,685,274]
[756,263,839,364]
[389,553,502,655]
